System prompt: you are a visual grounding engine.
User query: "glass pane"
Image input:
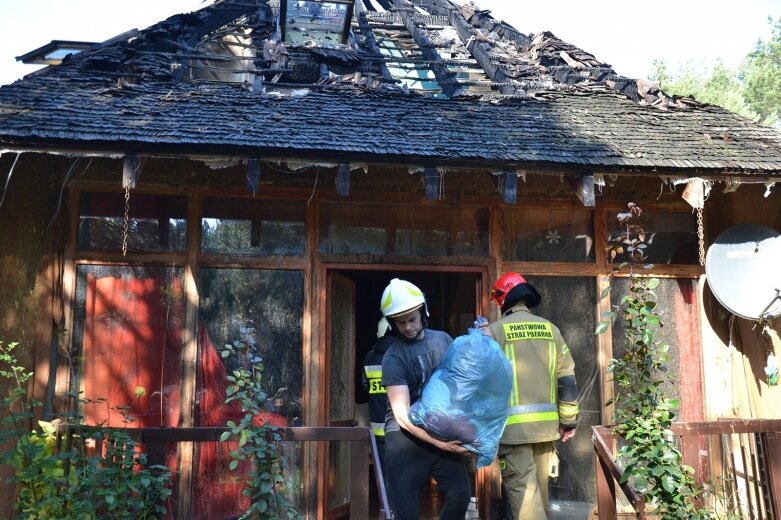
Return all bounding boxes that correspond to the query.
[503,208,595,262]
[72,265,185,428]
[523,275,598,506]
[194,268,304,519]
[609,277,696,403]
[329,274,354,421]
[201,197,305,256]
[319,203,488,256]
[196,268,304,426]
[78,192,187,252]
[607,210,698,265]
[285,1,349,44]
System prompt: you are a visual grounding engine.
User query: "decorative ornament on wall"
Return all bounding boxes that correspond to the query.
[545,229,562,245]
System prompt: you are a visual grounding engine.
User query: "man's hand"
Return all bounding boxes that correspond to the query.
[438,439,470,454]
[475,322,491,337]
[559,426,576,443]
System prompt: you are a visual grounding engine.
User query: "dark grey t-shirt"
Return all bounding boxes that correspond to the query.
[380,329,453,432]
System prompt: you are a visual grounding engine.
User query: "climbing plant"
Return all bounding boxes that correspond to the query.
[220,325,302,520]
[596,203,706,519]
[0,339,172,519]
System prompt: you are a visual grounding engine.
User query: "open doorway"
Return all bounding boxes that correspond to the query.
[348,270,484,393]
[326,268,486,520]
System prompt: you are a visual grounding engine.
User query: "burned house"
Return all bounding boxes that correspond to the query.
[1,0,780,518]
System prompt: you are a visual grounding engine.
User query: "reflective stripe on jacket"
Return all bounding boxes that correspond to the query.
[363,362,387,437]
[489,304,579,444]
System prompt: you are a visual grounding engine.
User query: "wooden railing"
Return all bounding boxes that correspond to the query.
[56,425,392,520]
[592,420,781,520]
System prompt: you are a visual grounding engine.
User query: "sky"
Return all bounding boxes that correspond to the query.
[0,0,778,86]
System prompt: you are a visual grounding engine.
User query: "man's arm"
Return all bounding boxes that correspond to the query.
[386,385,468,454]
[556,341,579,443]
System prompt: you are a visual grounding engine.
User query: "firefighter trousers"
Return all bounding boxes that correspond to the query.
[498,441,554,520]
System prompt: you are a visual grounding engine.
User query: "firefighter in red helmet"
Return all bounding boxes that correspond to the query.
[486,272,579,520]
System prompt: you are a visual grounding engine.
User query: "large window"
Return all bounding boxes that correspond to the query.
[78,192,187,252]
[196,268,304,427]
[319,202,489,256]
[72,191,307,519]
[281,1,353,44]
[503,207,595,263]
[192,268,305,519]
[201,197,306,256]
[607,209,698,265]
[72,265,185,428]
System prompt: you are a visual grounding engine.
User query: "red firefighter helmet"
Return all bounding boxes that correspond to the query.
[490,272,541,309]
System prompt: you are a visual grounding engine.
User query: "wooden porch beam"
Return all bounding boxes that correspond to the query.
[336,163,350,197]
[122,154,144,188]
[569,174,596,207]
[247,158,261,193]
[425,166,441,200]
[499,170,517,205]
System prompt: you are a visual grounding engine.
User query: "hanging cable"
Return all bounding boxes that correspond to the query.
[0,152,20,211]
[48,158,92,228]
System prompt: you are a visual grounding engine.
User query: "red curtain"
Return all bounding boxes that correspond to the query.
[83,273,183,428]
[193,324,288,518]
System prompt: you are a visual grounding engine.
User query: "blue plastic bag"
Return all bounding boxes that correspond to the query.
[408,327,513,467]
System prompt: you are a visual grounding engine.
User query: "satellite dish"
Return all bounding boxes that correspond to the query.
[705,224,781,320]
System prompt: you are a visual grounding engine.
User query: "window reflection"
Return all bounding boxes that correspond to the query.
[503,208,595,263]
[283,1,351,44]
[78,192,187,252]
[201,197,305,256]
[607,210,698,265]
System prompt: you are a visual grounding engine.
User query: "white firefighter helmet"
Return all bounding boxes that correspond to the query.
[376,317,391,338]
[380,278,427,318]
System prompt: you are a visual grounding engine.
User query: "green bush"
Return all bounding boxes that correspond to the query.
[597,204,706,519]
[0,340,173,519]
[220,325,302,520]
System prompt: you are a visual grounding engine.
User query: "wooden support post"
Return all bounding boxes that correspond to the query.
[569,174,596,207]
[122,154,143,188]
[766,432,781,519]
[336,163,350,197]
[425,167,441,200]
[350,434,370,519]
[499,170,517,205]
[247,158,261,193]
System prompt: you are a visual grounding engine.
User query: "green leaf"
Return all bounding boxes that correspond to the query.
[219,431,232,442]
[229,459,239,470]
[595,322,610,335]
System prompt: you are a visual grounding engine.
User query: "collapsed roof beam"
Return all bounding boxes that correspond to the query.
[395,9,460,97]
[443,8,517,95]
[172,1,273,82]
[569,174,596,207]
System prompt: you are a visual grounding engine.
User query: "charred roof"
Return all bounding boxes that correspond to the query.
[1,0,780,174]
